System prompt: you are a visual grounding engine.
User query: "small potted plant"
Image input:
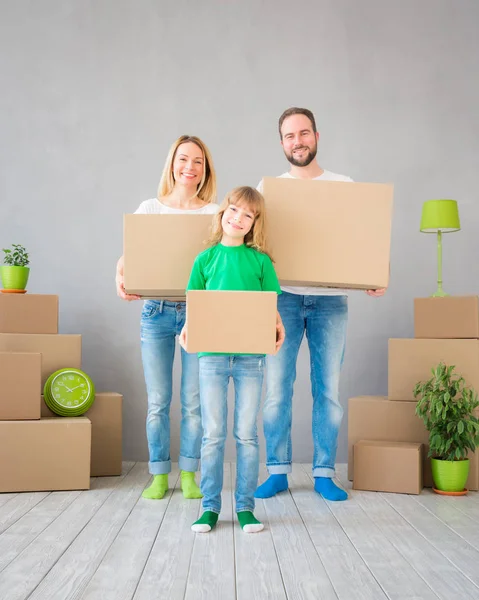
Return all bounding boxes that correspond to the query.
[414,362,479,494]
[0,244,30,293]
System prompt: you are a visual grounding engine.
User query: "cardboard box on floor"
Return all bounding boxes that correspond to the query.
[0,352,41,420]
[0,333,82,386]
[123,214,213,298]
[262,177,393,290]
[353,441,423,494]
[414,296,479,339]
[41,392,123,476]
[0,294,59,334]
[388,338,479,401]
[185,290,278,354]
[0,417,91,492]
[347,396,479,490]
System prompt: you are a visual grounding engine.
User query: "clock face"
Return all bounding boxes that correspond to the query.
[51,370,92,409]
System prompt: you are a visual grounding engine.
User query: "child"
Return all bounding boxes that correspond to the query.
[179,186,284,533]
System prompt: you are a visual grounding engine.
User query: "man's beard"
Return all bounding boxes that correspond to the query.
[285,143,318,167]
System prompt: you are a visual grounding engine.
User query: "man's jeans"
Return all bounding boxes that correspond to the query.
[199,355,264,514]
[140,300,201,475]
[264,292,348,478]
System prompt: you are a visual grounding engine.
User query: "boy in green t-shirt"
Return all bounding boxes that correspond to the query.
[180,186,285,533]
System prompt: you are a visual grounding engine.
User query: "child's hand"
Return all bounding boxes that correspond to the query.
[179,325,188,351]
[275,312,285,354]
[365,288,386,297]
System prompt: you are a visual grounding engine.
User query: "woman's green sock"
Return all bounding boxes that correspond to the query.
[237,511,264,533]
[142,474,168,499]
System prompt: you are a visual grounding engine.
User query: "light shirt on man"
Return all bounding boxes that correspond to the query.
[257,170,353,296]
[134,198,219,215]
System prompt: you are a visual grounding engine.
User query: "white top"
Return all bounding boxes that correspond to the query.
[134,198,219,215]
[257,170,354,296]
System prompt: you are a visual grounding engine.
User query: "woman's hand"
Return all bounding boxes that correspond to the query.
[275,311,285,354]
[116,256,141,301]
[179,325,188,351]
[365,288,387,297]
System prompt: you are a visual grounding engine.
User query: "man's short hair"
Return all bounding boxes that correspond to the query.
[278,107,317,139]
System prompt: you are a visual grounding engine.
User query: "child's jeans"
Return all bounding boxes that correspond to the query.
[199,354,264,514]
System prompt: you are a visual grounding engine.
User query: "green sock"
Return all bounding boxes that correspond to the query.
[142,474,168,499]
[237,511,264,533]
[191,511,219,533]
[180,470,203,499]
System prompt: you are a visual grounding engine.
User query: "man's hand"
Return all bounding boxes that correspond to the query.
[179,325,187,351]
[365,288,387,297]
[275,311,285,354]
[116,256,141,301]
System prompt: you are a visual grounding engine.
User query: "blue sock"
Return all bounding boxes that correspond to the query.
[254,474,288,498]
[314,477,348,501]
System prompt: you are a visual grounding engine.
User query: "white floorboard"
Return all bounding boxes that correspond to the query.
[0,462,477,600]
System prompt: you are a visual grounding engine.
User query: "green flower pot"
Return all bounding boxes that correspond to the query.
[0,266,30,290]
[431,457,469,492]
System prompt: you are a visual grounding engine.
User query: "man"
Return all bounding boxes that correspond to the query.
[255,107,385,501]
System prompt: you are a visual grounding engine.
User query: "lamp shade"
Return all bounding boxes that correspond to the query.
[420,199,460,233]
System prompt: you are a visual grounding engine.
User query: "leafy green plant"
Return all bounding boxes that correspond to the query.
[414,363,479,461]
[2,244,30,267]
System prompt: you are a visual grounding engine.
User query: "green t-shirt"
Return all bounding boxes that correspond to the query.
[186,243,281,356]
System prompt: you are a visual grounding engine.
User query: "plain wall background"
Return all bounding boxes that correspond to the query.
[1,0,478,465]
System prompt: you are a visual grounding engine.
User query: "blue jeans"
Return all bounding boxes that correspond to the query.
[199,355,264,514]
[140,300,201,475]
[264,292,348,477]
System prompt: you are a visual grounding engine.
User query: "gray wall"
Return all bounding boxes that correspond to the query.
[1,0,478,465]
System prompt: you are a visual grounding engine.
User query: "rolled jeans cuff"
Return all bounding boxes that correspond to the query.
[267,463,292,475]
[313,466,335,478]
[179,456,199,473]
[149,460,171,475]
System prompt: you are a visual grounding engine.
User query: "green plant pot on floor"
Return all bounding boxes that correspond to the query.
[431,457,469,492]
[0,265,30,291]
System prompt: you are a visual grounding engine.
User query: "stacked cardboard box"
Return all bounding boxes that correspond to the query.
[348,296,479,494]
[0,294,123,492]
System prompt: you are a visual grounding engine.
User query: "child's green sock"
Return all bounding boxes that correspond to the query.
[237,511,264,533]
[142,474,168,499]
[191,511,219,533]
[180,470,203,499]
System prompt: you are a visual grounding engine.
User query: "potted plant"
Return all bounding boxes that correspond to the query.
[0,244,30,293]
[414,362,479,494]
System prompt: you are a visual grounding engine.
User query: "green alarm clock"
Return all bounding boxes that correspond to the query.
[44,368,96,417]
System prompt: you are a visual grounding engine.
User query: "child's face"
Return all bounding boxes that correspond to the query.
[221,202,256,240]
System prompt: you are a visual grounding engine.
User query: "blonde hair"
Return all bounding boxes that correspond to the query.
[209,186,273,260]
[157,135,217,204]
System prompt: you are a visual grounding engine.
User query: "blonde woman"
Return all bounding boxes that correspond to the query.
[179,187,285,533]
[116,135,218,500]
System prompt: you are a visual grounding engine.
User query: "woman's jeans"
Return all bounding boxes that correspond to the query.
[263,292,348,478]
[140,300,201,475]
[199,355,264,514]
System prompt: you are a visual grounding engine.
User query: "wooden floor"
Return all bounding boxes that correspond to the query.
[0,463,479,600]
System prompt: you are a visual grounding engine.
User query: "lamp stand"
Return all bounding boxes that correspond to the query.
[432,230,448,297]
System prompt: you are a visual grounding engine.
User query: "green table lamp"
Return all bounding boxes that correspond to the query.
[420,199,460,297]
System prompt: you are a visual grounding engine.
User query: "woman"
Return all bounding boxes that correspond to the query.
[116,135,218,499]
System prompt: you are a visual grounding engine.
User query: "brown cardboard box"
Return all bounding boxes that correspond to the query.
[347,396,479,490]
[0,333,82,386]
[0,417,91,492]
[353,440,423,494]
[185,290,278,354]
[0,294,59,334]
[388,338,479,401]
[42,392,123,476]
[0,352,41,420]
[123,214,213,298]
[262,177,393,290]
[414,296,479,339]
